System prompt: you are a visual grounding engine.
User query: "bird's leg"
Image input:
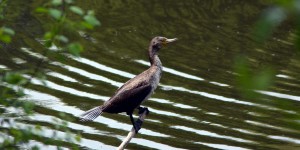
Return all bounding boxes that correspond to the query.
[129,114,140,134]
[137,106,143,114]
[137,106,149,115]
[129,107,150,134]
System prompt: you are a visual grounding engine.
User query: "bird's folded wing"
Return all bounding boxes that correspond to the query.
[102,83,152,113]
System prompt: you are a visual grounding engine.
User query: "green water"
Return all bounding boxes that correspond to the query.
[1,0,300,149]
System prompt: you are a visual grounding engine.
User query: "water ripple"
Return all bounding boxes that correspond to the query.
[51,62,123,87]
[257,90,300,102]
[27,76,109,100]
[160,84,255,105]
[135,59,204,81]
[171,125,254,143]
[70,56,135,78]
[23,89,170,138]
[195,141,251,150]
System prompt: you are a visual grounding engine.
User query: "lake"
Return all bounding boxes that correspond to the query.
[1,0,300,149]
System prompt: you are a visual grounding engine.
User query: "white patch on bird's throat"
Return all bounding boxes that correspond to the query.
[152,66,162,90]
[142,66,162,104]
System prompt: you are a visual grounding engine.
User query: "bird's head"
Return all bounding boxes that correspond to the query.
[150,36,178,50]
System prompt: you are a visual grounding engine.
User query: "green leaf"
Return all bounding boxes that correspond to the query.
[75,135,81,142]
[65,0,74,4]
[24,102,34,114]
[2,27,15,35]
[55,35,69,43]
[80,21,93,29]
[70,6,84,16]
[67,43,83,56]
[35,125,42,131]
[0,34,11,43]
[234,56,275,98]
[44,40,53,48]
[253,68,274,90]
[275,0,294,8]
[52,0,63,6]
[4,73,26,85]
[16,88,25,97]
[48,9,62,20]
[44,31,54,40]
[35,7,48,13]
[11,129,22,140]
[84,15,101,27]
[32,146,39,150]
[87,10,95,15]
[254,7,286,42]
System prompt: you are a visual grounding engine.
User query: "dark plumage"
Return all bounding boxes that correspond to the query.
[80,36,177,132]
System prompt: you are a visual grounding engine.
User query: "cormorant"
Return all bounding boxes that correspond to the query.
[80,36,177,133]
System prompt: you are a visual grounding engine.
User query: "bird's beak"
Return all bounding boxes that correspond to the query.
[165,38,178,44]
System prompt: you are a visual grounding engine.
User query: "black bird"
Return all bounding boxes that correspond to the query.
[80,36,177,133]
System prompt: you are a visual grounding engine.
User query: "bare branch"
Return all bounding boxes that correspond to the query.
[117,109,149,150]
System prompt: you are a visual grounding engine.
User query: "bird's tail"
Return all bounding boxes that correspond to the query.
[79,106,103,122]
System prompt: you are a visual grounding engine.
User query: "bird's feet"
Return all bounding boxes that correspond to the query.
[133,119,143,134]
[137,107,149,115]
[133,107,149,133]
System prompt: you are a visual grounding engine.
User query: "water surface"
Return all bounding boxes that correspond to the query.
[1,0,300,149]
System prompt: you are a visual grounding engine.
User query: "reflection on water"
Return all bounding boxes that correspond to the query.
[171,125,254,143]
[135,59,205,81]
[257,90,300,102]
[196,142,250,150]
[1,0,300,149]
[74,57,135,79]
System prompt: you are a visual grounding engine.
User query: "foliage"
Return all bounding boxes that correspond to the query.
[235,0,300,97]
[35,0,100,56]
[254,0,300,49]
[0,0,100,149]
[234,57,275,98]
[0,26,15,43]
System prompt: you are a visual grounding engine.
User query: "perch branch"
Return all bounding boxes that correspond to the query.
[117,108,149,150]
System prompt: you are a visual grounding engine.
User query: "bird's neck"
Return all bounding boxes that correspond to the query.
[149,47,162,67]
[150,55,162,67]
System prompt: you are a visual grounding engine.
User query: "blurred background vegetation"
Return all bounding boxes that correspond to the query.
[0,0,100,149]
[235,0,300,98]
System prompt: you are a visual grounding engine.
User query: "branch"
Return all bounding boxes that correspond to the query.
[117,108,149,150]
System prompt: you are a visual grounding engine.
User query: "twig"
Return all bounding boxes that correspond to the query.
[117,108,149,150]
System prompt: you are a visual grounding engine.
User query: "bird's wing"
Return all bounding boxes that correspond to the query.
[102,82,152,113]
